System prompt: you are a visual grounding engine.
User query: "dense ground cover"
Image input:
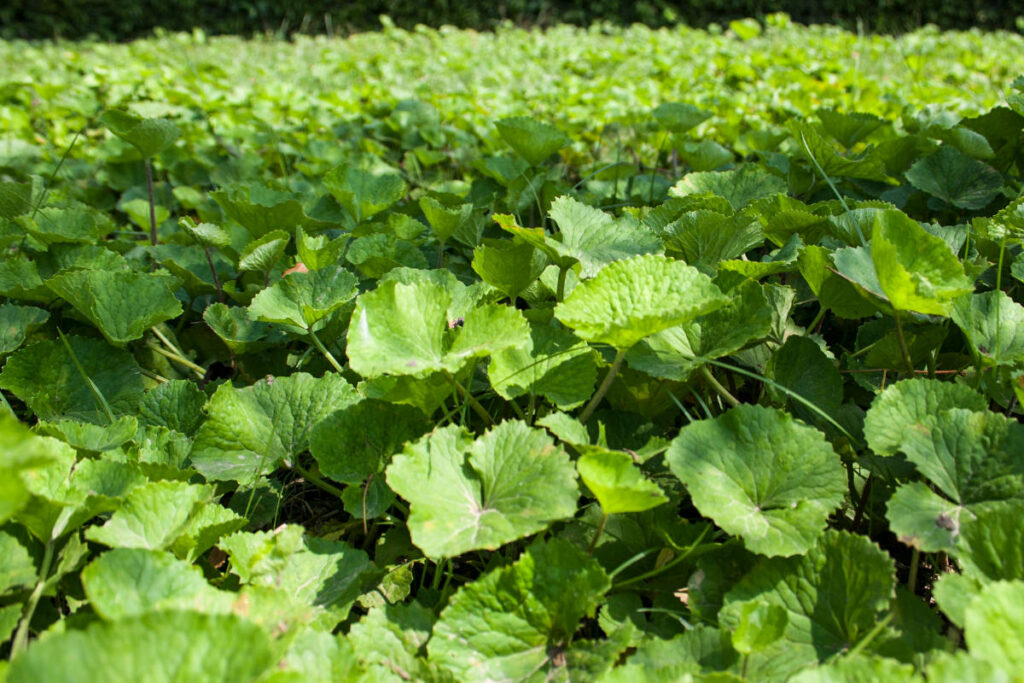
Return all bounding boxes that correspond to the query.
[2,16,1024,681]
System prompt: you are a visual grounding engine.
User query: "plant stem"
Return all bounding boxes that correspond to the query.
[847,611,895,658]
[699,365,740,408]
[307,328,344,373]
[851,475,872,530]
[437,241,445,269]
[145,158,158,245]
[907,547,920,593]
[808,304,826,332]
[292,461,345,500]
[12,509,71,658]
[588,512,608,555]
[204,247,225,302]
[580,348,626,424]
[556,265,568,302]
[454,379,494,426]
[147,343,207,379]
[893,312,914,375]
[613,524,711,589]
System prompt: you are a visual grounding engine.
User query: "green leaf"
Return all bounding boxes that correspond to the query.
[471,238,547,301]
[886,481,963,552]
[100,109,181,158]
[347,277,530,378]
[495,116,571,166]
[85,480,212,550]
[628,277,773,380]
[952,291,1024,366]
[386,421,578,558]
[323,164,407,222]
[731,602,788,655]
[6,611,274,683]
[46,270,183,345]
[38,416,138,452]
[81,548,233,618]
[547,196,663,278]
[964,581,1024,674]
[348,603,436,681]
[721,531,895,672]
[0,336,145,423]
[295,226,349,271]
[309,399,431,485]
[191,373,359,482]
[137,380,206,437]
[181,220,231,250]
[790,121,894,183]
[0,180,34,219]
[219,525,373,628]
[247,264,358,330]
[0,303,49,356]
[429,539,611,680]
[787,655,920,683]
[420,194,473,244]
[211,183,313,239]
[659,210,762,274]
[959,500,1024,582]
[554,253,727,350]
[765,335,843,423]
[906,145,1003,210]
[238,229,290,274]
[578,448,667,514]
[653,102,712,133]
[667,405,846,556]
[489,322,597,409]
[203,302,286,355]
[798,245,878,319]
[670,165,787,211]
[863,378,987,457]
[0,530,36,594]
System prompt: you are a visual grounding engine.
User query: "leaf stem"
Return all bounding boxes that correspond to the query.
[556,265,568,302]
[612,523,711,589]
[12,509,71,658]
[699,365,741,408]
[580,348,625,424]
[306,328,344,373]
[893,312,915,375]
[454,379,494,426]
[292,461,345,500]
[587,512,608,555]
[147,343,207,379]
[58,329,115,425]
[846,611,895,659]
[907,547,920,593]
[203,248,224,303]
[145,158,158,245]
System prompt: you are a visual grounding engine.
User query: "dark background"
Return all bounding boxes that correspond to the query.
[2,0,1020,41]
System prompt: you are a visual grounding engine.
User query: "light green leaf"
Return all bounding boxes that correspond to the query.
[548,196,663,278]
[429,539,611,680]
[347,278,530,379]
[952,291,1024,366]
[46,269,182,345]
[964,581,1024,674]
[82,548,234,618]
[348,603,435,681]
[100,109,181,158]
[870,209,973,315]
[555,253,727,350]
[578,448,667,514]
[731,602,788,655]
[38,416,138,452]
[788,655,921,683]
[667,405,846,557]
[181,220,231,250]
[0,336,145,423]
[420,194,473,244]
[238,229,290,274]
[653,102,712,133]
[906,145,1003,210]
[927,651,1008,683]
[247,265,358,331]
[6,611,274,683]
[959,500,1024,583]
[387,421,578,558]
[659,211,762,274]
[471,239,547,301]
[489,323,597,409]
[0,303,49,356]
[721,531,895,673]
[885,481,963,552]
[309,399,431,485]
[295,226,349,271]
[324,164,407,222]
[0,530,36,594]
[863,378,986,457]
[191,373,359,482]
[495,116,571,166]
[358,372,452,416]
[0,416,66,524]
[670,165,787,211]
[85,480,212,550]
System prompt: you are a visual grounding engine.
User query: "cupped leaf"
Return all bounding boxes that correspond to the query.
[82,548,233,619]
[347,277,530,379]
[667,405,846,557]
[100,109,181,158]
[863,378,987,457]
[429,538,611,681]
[203,302,286,354]
[731,602,788,655]
[578,448,667,515]
[720,531,895,674]
[323,164,407,222]
[247,264,358,331]
[238,229,289,274]
[906,144,1003,210]
[6,611,274,683]
[952,290,1024,366]
[191,373,359,482]
[309,399,432,485]
[46,270,182,345]
[489,322,597,409]
[0,336,145,423]
[495,116,571,166]
[211,182,312,239]
[653,102,712,133]
[386,420,578,558]
[554,253,727,350]
[670,164,787,211]
[420,194,473,245]
[0,303,49,355]
[471,238,547,301]
[870,209,973,315]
